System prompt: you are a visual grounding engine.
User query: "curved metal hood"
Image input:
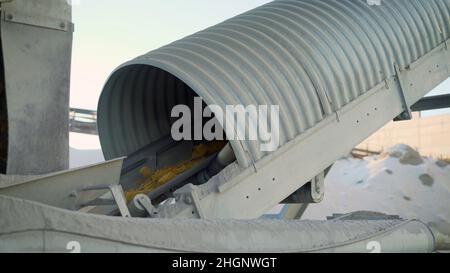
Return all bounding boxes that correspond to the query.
[98,0,450,168]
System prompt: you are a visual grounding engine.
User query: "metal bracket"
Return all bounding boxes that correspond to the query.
[335,111,341,122]
[76,184,131,218]
[2,9,73,32]
[180,185,207,218]
[437,26,450,74]
[325,91,341,122]
[447,47,450,75]
[241,142,257,173]
[393,63,412,121]
[311,173,325,202]
[189,189,206,218]
[164,184,207,219]
[128,194,157,218]
[439,25,448,51]
[282,171,325,204]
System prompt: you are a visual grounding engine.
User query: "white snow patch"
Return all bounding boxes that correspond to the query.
[303,144,450,223]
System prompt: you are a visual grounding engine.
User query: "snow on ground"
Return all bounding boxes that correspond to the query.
[303,144,450,223]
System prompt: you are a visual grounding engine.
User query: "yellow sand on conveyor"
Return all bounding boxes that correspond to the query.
[125,141,227,202]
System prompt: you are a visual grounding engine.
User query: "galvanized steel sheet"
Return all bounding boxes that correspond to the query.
[98,0,450,167]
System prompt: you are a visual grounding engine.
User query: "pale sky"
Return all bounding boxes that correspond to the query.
[70,0,449,114]
[70,0,272,110]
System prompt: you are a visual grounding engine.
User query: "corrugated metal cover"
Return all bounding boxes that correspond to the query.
[98,0,450,168]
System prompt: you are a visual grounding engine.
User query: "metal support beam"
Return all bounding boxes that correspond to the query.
[411,94,450,112]
[282,171,326,204]
[1,0,73,175]
[393,63,413,121]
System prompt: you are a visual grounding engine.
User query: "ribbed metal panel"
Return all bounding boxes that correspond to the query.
[98,0,450,168]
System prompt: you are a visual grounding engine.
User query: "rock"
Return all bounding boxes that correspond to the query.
[436,160,448,168]
[389,151,403,158]
[419,174,434,187]
[388,144,424,166]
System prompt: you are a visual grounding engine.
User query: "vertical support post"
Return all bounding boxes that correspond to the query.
[393,63,413,121]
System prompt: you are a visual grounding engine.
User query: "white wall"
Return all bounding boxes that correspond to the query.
[358,113,450,159]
